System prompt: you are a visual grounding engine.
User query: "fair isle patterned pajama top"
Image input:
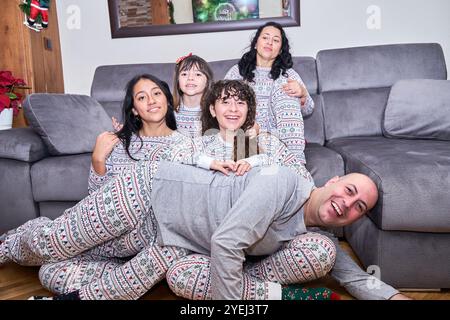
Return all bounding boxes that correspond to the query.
[88,131,191,195]
[225,64,314,164]
[174,103,203,138]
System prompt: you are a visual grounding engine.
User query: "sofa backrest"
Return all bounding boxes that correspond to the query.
[90,56,325,144]
[317,43,448,141]
[91,62,175,119]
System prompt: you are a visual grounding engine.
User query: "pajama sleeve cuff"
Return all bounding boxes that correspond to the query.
[196,154,215,169]
[267,282,282,300]
[243,155,263,168]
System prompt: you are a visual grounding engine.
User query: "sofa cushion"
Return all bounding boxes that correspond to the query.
[383,79,450,140]
[317,43,447,92]
[327,136,450,233]
[91,62,175,103]
[317,43,448,141]
[23,94,113,155]
[39,201,77,220]
[304,94,325,145]
[322,88,390,140]
[345,214,450,288]
[31,153,91,201]
[305,143,345,188]
[98,101,122,122]
[208,59,239,82]
[0,128,48,162]
[291,56,318,94]
[0,159,39,234]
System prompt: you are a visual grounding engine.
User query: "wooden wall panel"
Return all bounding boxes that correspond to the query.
[0,0,64,128]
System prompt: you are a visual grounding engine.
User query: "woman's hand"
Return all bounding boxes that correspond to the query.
[92,132,119,170]
[283,79,308,105]
[210,160,237,176]
[234,160,252,176]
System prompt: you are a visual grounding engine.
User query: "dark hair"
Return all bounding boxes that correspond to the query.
[238,21,293,82]
[173,54,214,110]
[201,80,260,161]
[201,80,256,134]
[116,74,177,161]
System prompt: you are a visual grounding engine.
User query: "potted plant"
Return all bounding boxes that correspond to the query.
[0,71,29,130]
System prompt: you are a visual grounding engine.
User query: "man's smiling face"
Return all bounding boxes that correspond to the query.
[315,173,378,228]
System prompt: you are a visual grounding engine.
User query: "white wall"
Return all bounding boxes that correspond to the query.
[56,0,450,95]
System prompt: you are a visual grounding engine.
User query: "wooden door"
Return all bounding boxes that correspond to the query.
[150,0,170,25]
[0,0,64,128]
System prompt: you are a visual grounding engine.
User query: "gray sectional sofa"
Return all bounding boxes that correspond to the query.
[0,43,448,291]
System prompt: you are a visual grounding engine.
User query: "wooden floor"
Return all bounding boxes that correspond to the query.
[0,242,448,300]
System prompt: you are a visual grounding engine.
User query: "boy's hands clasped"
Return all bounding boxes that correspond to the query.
[211,159,252,176]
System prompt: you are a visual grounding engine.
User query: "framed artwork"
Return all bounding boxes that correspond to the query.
[108,0,300,38]
[192,0,260,23]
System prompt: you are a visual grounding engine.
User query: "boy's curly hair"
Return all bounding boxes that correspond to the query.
[200,80,256,134]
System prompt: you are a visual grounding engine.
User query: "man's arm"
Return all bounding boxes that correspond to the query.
[314,228,401,300]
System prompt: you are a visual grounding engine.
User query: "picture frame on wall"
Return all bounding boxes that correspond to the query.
[108,0,300,38]
[192,0,260,23]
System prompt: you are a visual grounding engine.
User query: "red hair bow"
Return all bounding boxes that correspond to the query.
[176,52,193,65]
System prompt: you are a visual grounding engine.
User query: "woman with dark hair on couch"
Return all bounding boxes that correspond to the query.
[225,21,314,164]
[88,73,191,194]
[0,73,192,282]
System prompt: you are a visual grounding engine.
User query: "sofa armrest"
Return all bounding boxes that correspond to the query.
[0,128,49,162]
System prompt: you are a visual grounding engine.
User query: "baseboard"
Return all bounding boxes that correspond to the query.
[398,288,442,292]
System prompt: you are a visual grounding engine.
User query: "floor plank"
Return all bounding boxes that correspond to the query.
[0,242,448,300]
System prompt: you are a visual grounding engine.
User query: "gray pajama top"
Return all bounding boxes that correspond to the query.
[151,161,399,300]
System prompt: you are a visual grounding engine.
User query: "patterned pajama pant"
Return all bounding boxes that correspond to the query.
[0,161,158,265]
[0,160,335,300]
[166,232,336,300]
[39,244,190,300]
[0,161,194,299]
[38,206,190,300]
